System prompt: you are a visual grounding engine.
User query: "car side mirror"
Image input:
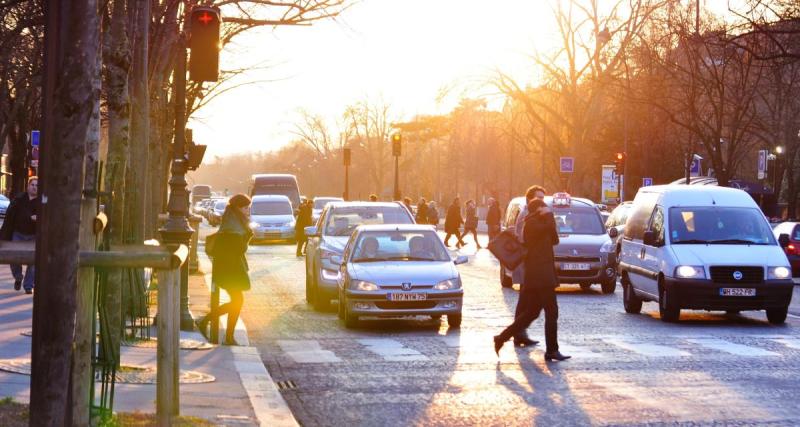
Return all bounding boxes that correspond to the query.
[304,226,318,237]
[643,230,657,247]
[778,233,790,248]
[453,255,468,265]
[330,255,343,266]
[608,228,619,239]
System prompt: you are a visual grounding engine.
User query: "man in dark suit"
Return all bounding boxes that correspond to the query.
[0,177,41,294]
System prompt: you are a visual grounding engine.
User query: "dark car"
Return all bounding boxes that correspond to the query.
[773,221,800,277]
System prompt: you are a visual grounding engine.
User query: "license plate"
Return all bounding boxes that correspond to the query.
[387,293,427,301]
[720,288,756,297]
[561,263,591,271]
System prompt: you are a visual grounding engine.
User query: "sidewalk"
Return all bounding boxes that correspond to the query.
[0,260,297,426]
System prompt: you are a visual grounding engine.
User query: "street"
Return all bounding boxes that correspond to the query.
[236,235,800,426]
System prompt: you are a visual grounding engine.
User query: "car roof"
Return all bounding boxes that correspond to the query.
[356,224,436,232]
[251,195,291,202]
[507,195,597,209]
[636,185,759,208]
[327,201,405,209]
[314,196,343,201]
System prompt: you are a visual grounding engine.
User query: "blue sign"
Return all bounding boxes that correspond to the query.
[560,157,574,173]
[690,158,701,177]
[30,130,40,147]
[643,177,653,187]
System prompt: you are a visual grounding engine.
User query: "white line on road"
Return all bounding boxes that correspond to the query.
[357,338,429,361]
[604,338,691,357]
[686,338,779,357]
[772,338,800,350]
[277,340,342,363]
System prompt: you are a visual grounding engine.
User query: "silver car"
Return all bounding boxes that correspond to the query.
[304,201,414,310]
[333,224,467,328]
[312,196,343,224]
[248,195,296,243]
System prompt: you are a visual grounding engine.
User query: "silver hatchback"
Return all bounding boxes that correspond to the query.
[334,224,467,328]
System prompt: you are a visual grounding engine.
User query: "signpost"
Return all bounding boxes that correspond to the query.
[560,157,574,173]
[757,149,767,180]
[690,156,702,177]
[601,165,622,204]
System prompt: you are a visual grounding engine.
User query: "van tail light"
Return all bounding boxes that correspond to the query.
[787,244,797,255]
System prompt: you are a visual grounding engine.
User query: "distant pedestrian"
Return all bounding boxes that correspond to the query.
[494,197,570,362]
[369,194,378,202]
[486,197,502,242]
[295,199,313,256]
[427,201,439,228]
[403,197,413,215]
[198,194,253,346]
[460,199,482,249]
[0,177,40,294]
[415,198,428,224]
[444,197,466,248]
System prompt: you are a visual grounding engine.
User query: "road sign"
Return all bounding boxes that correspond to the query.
[30,130,39,147]
[643,177,653,187]
[690,157,701,177]
[560,157,574,173]
[757,149,767,180]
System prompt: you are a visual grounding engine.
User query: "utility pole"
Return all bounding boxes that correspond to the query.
[392,133,402,200]
[343,147,351,200]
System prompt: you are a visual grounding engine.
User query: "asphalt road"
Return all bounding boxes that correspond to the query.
[231,232,800,426]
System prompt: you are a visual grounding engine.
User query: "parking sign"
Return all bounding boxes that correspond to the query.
[30,130,39,147]
[643,177,653,187]
[757,150,767,179]
[560,157,574,173]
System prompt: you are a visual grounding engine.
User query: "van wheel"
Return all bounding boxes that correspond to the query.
[659,284,680,322]
[500,266,513,288]
[766,307,788,324]
[580,283,592,292]
[305,273,316,307]
[447,313,462,328]
[623,280,642,314]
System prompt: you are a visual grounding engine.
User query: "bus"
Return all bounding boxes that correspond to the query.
[248,174,301,208]
[191,184,212,204]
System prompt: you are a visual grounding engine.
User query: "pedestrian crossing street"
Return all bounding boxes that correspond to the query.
[272,334,800,364]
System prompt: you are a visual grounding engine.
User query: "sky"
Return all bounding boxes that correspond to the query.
[190,0,557,159]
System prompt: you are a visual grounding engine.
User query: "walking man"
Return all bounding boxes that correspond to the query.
[1,177,41,294]
[486,197,502,242]
[295,199,313,257]
[460,199,482,249]
[444,197,466,248]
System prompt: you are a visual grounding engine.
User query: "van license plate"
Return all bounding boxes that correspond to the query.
[388,293,427,301]
[720,288,756,297]
[561,263,591,271]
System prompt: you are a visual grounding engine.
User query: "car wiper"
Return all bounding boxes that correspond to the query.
[708,239,763,245]
[672,239,710,244]
[352,257,389,263]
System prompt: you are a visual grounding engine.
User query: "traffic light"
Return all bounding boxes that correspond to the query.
[392,133,402,156]
[189,7,221,82]
[614,152,626,175]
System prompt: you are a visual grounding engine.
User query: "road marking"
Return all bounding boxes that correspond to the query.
[686,338,779,357]
[772,338,800,350]
[604,338,691,357]
[357,338,429,361]
[277,340,342,363]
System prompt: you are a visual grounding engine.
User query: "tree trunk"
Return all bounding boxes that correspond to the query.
[30,0,99,424]
[128,0,149,242]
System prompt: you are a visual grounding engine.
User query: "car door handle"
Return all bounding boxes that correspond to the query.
[639,248,645,259]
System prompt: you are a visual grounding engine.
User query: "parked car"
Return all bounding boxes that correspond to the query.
[618,185,793,324]
[304,201,415,310]
[333,224,468,328]
[499,193,618,293]
[208,199,228,227]
[312,196,343,224]
[0,194,9,219]
[605,201,634,262]
[248,195,296,243]
[772,221,800,277]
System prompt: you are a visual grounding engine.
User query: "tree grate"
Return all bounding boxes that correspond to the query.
[276,380,297,390]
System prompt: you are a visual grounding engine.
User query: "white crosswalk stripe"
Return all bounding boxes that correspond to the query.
[604,338,691,357]
[686,338,780,357]
[771,338,800,350]
[277,340,342,363]
[357,338,429,361]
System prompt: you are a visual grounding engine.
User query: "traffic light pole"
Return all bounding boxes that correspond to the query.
[159,34,195,332]
[393,154,400,201]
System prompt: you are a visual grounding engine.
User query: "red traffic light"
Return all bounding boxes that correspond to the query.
[616,152,625,160]
[189,7,221,82]
[198,12,214,25]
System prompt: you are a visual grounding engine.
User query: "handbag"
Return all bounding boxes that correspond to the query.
[488,229,527,270]
[205,232,219,257]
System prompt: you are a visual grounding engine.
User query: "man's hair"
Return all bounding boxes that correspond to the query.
[369,194,378,201]
[525,185,547,201]
[527,198,547,212]
[28,176,38,183]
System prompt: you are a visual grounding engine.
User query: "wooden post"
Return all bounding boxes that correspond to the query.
[156,266,180,426]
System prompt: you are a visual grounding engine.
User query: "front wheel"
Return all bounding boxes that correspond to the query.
[500,266,513,288]
[305,272,316,307]
[766,307,788,324]
[342,296,359,328]
[447,313,462,328]
[659,284,680,322]
[601,280,617,294]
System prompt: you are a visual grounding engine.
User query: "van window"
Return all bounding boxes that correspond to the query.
[624,202,655,240]
[648,206,665,246]
[668,207,775,245]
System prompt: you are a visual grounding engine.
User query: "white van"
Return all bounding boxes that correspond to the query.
[618,185,794,324]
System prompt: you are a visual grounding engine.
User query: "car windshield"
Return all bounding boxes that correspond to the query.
[669,207,775,245]
[553,208,605,235]
[251,201,292,216]
[324,206,413,236]
[314,198,341,210]
[214,201,227,210]
[351,230,450,262]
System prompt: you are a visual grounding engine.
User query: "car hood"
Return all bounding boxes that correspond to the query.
[670,244,789,267]
[554,233,611,257]
[320,236,349,254]
[252,214,294,224]
[349,261,457,285]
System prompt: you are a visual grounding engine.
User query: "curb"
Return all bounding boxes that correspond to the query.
[197,252,299,427]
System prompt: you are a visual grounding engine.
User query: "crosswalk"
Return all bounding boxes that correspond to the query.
[272,334,800,364]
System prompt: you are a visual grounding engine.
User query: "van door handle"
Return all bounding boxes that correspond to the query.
[639,248,645,259]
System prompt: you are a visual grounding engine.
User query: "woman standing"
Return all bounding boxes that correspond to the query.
[460,199,481,249]
[493,198,570,361]
[198,194,253,346]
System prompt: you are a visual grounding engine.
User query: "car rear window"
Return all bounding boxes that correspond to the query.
[324,206,413,236]
[553,207,605,235]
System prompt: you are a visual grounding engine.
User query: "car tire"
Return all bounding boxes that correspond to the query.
[343,301,359,328]
[311,273,329,312]
[500,266,513,288]
[337,291,345,320]
[447,313,462,328]
[580,283,592,292]
[766,306,788,324]
[622,279,642,314]
[306,271,316,307]
[659,283,680,322]
[601,280,616,294]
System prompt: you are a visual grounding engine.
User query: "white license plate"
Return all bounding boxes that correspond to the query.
[387,293,427,301]
[561,263,591,271]
[720,288,756,297]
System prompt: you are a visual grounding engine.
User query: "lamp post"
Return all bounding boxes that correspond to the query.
[392,133,402,200]
[343,147,351,200]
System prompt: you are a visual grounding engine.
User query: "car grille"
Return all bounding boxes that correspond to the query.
[555,256,601,263]
[559,269,599,278]
[375,301,438,310]
[380,284,434,290]
[709,266,763,284]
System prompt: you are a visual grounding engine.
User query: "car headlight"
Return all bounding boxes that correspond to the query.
[249,221,260,229]
[352,280,379,291]
[768,266,791,280]
[674,265,706,279]
[434,279,460,290]
[284,221,295,227]
[600,240,614,253]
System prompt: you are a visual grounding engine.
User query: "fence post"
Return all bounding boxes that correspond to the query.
[156,266,180,426]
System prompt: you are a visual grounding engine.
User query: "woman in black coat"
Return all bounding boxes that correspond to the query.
[443,197,466,247]
[198,194,253,345]
[415,197,428,224]
[493,198,571,361]
[459,199,481,248]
